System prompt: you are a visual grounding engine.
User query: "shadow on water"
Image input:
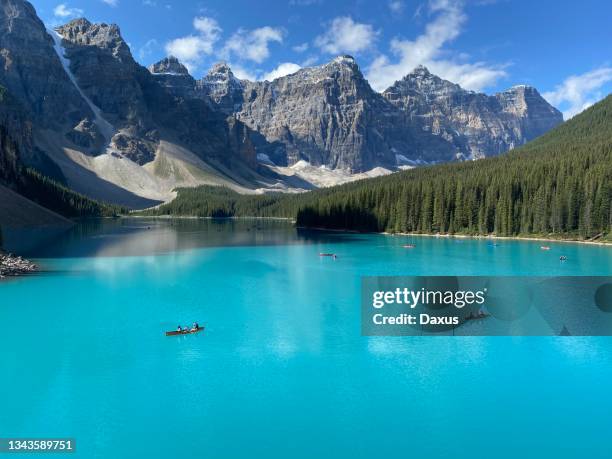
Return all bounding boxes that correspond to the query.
[13,218,367,259]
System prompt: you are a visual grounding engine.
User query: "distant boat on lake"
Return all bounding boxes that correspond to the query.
[166,326,204,337]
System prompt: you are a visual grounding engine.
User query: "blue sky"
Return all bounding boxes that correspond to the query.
[32,0,612,118]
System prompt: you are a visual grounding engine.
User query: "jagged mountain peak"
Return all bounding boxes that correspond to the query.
[149,56,190,76]
[496,84,563,121]
[282,54,366,89]
[56,18,131,61]
[197,62,244,113]
[60,17,92,29]
[410,64,432,76]
[209,61,234,74]
[331,55,357,65]
[202,61,242,85]
[323,55,361,74]
[385,66,462,96]
[501,84,539,95]
[382,65,563,160]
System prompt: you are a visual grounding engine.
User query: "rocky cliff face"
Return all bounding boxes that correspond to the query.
[54,19,259,167]
[148,56,196,98]
[383,66,563,160]
[495,85,564,141]
[190,59,562,170]
[0,2,263,208]
[238,56,403,170]
[194,56,411,171]
[0,0,91,128]
[56,19,149,128]
[0,0,565,205]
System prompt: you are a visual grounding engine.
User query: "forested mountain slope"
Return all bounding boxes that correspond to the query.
[145,95,611,240]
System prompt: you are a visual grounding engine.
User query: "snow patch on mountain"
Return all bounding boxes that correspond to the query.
[49,29,115,142]
[265,160,393,188]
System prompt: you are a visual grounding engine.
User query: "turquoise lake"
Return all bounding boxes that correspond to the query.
[1,219,611,458]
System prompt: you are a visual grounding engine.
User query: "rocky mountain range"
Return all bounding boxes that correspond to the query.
[152,55,563,170]
[383,65,563,160]
[0,0,563,210]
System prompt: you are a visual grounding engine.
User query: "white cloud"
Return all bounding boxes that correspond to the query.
[230,64,257,81]
[166,36,210,61]
[53,3,83,18]
[315,17,378,55]
[389,1,404,13]
[366,0,507,92]
[222,27,284,64]
[165,16,222,71]
[293,42,309,53]
[263,62,301,81]
[543,67,612,119]
[102,0,118,6]
[193,17,219,37]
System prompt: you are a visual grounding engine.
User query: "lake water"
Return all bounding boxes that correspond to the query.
[1,219,611,458]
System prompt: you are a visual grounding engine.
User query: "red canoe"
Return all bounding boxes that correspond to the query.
[165,326,204,337]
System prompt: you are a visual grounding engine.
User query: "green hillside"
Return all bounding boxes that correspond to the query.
[142,94,612,241]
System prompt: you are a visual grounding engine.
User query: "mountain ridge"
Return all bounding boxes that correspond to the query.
[152,54,562,169]
[1,0,564,210]
[1,0,281,209]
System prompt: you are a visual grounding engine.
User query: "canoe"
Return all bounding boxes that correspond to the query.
[165,326,204,337]
[319,253,336,257]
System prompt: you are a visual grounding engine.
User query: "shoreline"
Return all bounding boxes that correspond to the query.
[380,231,611,246]
[0,252,38,279]
[128,214,296,222]
[107,215,612,246]
[292,225,610,246]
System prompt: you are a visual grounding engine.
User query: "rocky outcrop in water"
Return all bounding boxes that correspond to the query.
[0,252,37,278]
